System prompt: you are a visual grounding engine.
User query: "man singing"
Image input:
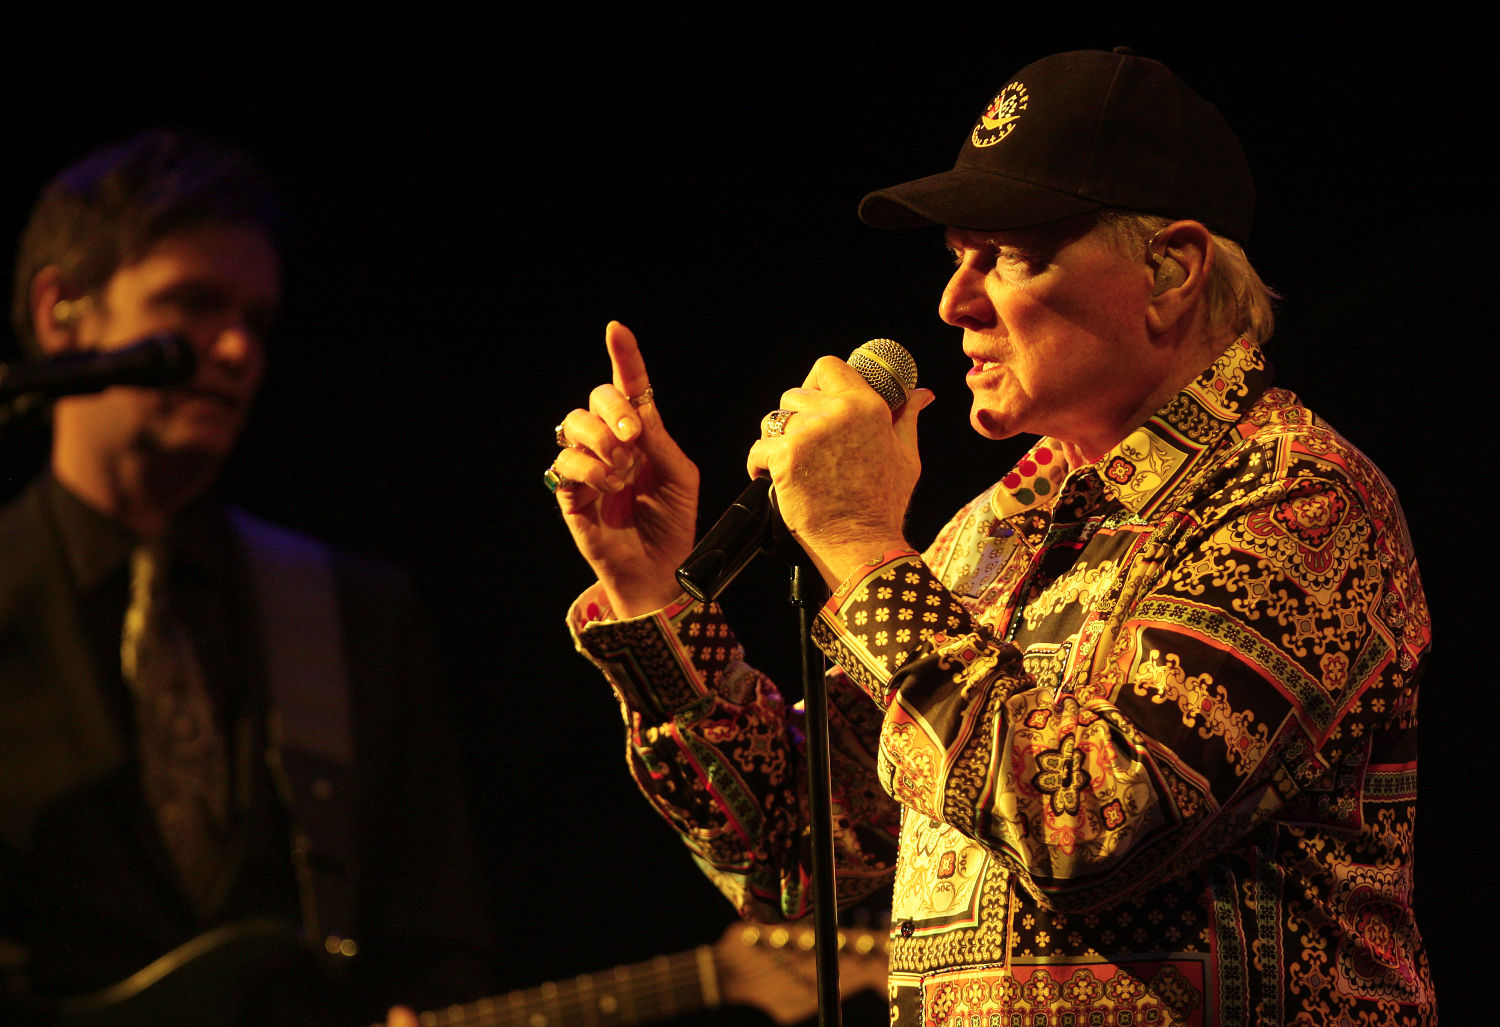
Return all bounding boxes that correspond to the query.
[551,49,1435,1025]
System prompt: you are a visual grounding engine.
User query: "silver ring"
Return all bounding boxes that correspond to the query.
[763,409,795,438]
[628,387,655,408]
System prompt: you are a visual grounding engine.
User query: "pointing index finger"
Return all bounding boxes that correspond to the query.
[606,320,652,398]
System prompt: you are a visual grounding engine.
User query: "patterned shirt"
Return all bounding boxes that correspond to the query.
[571,338,1435,1025]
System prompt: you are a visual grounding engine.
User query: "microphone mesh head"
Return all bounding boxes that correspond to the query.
[848,338,918,410]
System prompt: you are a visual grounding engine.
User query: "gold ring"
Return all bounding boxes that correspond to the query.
[763,409,795,438]
[543,466,577,493]
[628,387,655,408]
[554,423,568,447]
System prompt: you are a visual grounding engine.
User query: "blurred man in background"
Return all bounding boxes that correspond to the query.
[1,130,495,1026]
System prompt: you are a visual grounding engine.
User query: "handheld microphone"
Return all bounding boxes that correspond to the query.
[0,334,197,401]
[676,339,918,603]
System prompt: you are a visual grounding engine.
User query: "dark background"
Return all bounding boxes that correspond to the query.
[2,7,1490,1020]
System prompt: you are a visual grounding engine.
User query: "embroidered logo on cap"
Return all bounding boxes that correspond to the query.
[971,81,1028,148]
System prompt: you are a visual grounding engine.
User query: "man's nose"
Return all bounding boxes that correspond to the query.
[939,265,991,330]
[204,319,260,365]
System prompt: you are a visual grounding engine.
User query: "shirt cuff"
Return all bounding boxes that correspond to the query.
[568,584,745,720]
[810,551,975,708]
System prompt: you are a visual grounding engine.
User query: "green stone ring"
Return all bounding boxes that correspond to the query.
[544,466,576,493]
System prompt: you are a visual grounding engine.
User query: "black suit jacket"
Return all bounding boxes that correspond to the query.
[0,475,495,1021]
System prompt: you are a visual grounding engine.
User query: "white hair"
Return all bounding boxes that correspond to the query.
[1095,210,1279,345]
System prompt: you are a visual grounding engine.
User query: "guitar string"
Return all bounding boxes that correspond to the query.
[417,927,885,1026]
[425,960,705,1027]
[422,950,713,1027]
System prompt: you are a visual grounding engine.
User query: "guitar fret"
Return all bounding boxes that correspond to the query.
[652,954,676,1018]
[574,972,600,1027]
[694,944,720,1009]
[613,961,636,1024]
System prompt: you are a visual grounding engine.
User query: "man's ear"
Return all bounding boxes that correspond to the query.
[29,266,96,356]
[1145,220,1214,333]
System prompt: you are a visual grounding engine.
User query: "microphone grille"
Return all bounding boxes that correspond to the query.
[848,338,918,410]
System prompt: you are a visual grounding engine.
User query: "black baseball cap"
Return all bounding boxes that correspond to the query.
[858,49,1255,243]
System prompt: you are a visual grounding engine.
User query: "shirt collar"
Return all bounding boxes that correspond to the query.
[42,473,136,592]
[41,473,233,592]
[992,337,1275,521]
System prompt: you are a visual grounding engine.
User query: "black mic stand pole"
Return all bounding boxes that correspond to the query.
[788,554,842,1027]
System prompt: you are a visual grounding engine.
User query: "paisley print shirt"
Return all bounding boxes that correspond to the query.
[570,338,1435,1026]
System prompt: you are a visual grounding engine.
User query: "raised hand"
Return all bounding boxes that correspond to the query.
[551,321,700,618]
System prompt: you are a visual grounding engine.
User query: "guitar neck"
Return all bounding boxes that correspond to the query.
[48,918,885,1027]
[422,946,721,1027]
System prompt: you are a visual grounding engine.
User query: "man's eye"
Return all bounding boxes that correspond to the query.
[991,245,1049,275]
[947,246,998,270]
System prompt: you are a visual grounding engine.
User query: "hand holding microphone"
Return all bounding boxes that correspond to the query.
[678,339,927,601]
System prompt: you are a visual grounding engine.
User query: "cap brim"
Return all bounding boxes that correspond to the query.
[859,167,1102,231]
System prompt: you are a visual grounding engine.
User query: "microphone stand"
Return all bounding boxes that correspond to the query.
[676,342,914,1025]
[788,557,842,1027]
[678,502,843,1027]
